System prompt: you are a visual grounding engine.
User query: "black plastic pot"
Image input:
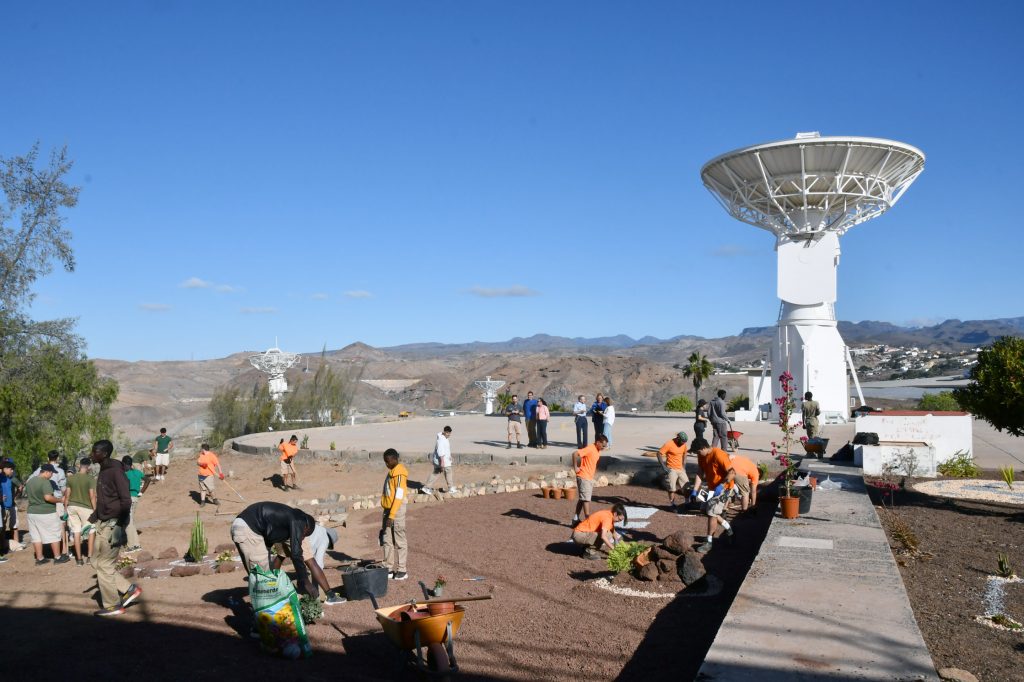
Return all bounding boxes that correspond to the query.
[340,564,389,601]
[797,486,813,514]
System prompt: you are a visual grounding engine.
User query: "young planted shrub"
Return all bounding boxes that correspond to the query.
[188,513,208,562]
[936,451,980,478]
[606,541,648,573]
[999,466,1015,490]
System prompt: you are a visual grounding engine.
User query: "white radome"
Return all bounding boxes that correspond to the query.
[701,133,925,421]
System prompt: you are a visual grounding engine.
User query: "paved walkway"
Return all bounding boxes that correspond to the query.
[698,461,937,681]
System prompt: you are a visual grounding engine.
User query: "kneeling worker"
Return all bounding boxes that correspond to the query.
[572,503,627,560]
[728,453,760,510]
[231,501,345,604]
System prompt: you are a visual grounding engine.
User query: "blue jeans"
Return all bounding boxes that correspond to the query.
[537,420,549,446]
[603,422,613,444]
[575,417,588,447]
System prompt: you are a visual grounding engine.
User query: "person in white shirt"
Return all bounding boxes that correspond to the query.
[603,397,616,446]
[421,426,454,495]
[573,395,588,448]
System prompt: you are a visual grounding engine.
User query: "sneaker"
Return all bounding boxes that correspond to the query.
[35,558,50,566]
[517,444,524,449]
[583,548,601,560]
[324,592,347,605]
[53,554,71,564]
[390,571,408,581]
[76,558,84,566]
[697,541,713,554]
[248,626,261,639]
[0,556,8,563]
[10,542,24,552]
[420,487,433,495]
[120,584,142,607]
[506,444,511,449]
[95,606,126,617]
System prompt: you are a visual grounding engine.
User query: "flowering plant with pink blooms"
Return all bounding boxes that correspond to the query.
[775,371,802,495]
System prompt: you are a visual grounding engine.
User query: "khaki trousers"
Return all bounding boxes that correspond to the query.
[94,521,131,608]
[125,498,139,547]
[382,510,407,573]
[423,465,454,491]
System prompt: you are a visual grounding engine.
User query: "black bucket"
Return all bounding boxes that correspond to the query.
[797,486,813,514]
[340,564,389,601]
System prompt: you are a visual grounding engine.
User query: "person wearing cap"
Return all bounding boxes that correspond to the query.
[121,456,148,551]
[25,464,70,565]
[420,426,453,495]
[64,458,97,565]
[1,459,25,555]
[657,431,691,510]
[29,451,69,555]
[89,439,143,617]
[196,444,224,506]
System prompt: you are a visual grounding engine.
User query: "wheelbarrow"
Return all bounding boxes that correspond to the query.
[802,437,829,458]
[370,591,491,677]
[727,430,743,451]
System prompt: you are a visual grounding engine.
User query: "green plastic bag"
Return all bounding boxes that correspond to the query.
[248,565,312,659]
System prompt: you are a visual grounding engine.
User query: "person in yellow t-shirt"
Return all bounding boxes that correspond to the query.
[380,449,409,581]
[278,435,299,490]
[196,444,224,507]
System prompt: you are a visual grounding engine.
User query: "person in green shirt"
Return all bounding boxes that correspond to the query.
[153,428,173,481]
[64,458,97,565]
[121,456,148,551]
[26,465,69,565]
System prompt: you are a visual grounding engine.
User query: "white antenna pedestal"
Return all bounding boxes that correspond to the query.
[473,376,506,415]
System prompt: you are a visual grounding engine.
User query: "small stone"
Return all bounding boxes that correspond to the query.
[611,473,631,485]
[159,547,179,560]
[938,669,979,682]
[309,498,319,505]
[526,481,540,490]
[476,488,487,496]
[658,567,683,584]
[656,559,676,575]
[119,566,136,579]
[170,565,201,577]
[326,493,341,503]
[328,513,348,524]
[137,567,160,579]
[555,471,567,480]
[216,562,237,574]
[636,563,659,582]
[677,550,706,585]
[663,531,691,554]
[595,475,609,488]
[511,476,521,484]
[135,550,155,563]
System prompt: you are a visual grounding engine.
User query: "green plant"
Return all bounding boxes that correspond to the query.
[727,394,749,411]
[115,554,137,570]
[916,391,960,412]
[215,550,234,565]
[990,614,1023,630]
[954,336,1024,437]
[299,594,323,624]
[299,434,309,449]
[434,574,447,589]
[997,553,1013,578]
[756,461,770,483]
[678,351,715,407]
[937,451,980,478]
[999,465,1015,490]
[664,395,695,413]
[606,541,648,573]
[188,512,207,562]
[883,508,919,553]
[550,403,565,412]
[329,441,336,451]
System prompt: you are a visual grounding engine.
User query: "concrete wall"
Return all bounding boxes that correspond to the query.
[855,411,973,476]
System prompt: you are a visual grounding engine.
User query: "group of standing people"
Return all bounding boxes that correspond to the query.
[504,391,553,449]
[572,393,616,448]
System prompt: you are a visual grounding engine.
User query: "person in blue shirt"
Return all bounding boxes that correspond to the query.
[523,391,539,448]
[1,459,25,558]
[590,394,607,442]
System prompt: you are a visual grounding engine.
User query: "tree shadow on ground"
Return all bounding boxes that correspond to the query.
[501,508,564,526]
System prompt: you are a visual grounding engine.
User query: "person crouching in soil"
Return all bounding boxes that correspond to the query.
[696,468,736,554]
[572,503,627,560]
[728,453,759,511]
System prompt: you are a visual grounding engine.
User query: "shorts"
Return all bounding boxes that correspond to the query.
[280,459,294,476]
[270,534,314,562]
[199,475,216,493]
[155,452,170,466]
[733,474,752,498]
[571,530,598,547]
[666,468,688,492]
[576,476,594,502]
[703,495,728,518]
[230,518,271,573]
[67,506,94,535]
[28,512,62,544]
[507,421,522,437]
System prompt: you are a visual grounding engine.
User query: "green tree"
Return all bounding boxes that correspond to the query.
[727,393,750,411]
[954,336,1024,436]
[917,391,960,412]
[283,350,362,426]
[678,351,715,406]
[207,382,280,447]
[0,145,116,473]
[664,395,695,413]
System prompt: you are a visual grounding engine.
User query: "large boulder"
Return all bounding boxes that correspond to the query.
[663,530,692,554]
[158,547,179,560]
[635,562,659,582]
[677,550,706,585]
[170,565,201,577]
[649,545,675,562]
[656,559,676,576]
[135,550,155,563]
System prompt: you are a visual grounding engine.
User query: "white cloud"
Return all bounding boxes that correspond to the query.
[311,293,329,300]
[139,303,171,312]
[215,284,243,293]
[180,277,211,289]
[240,307,278,314]
[712,244,751,258]
[467,285,540,298]
[343,290,373,299]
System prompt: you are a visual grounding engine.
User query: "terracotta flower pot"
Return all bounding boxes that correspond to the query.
[779,495,800,519]
[427,601,456,616]
[563,487,578,501]
[550,487,564,500]
[633,547,652,568]
[541,487,552,499]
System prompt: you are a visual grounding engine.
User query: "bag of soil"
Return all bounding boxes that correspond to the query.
[248,565,312,659]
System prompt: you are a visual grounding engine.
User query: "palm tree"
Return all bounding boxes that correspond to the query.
[680,351,714,407]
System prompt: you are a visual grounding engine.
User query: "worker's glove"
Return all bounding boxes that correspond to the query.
[219,474,225,480]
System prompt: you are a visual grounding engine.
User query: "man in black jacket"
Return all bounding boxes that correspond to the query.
[231,501,342,603]
[90,439,142,617]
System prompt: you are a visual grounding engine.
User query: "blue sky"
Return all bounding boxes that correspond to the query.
[2,1,1022,361]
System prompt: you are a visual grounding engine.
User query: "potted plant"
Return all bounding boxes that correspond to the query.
[774,371,802,519]
[430,574,446,598]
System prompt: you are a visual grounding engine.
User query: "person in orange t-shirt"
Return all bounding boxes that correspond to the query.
[196,444,224,506]
[571,434,608,524]
[691,438,737,553]
[279,435,299,490]
[571,503,626,559]
[728,453,760,510]
[656,431,690,509]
